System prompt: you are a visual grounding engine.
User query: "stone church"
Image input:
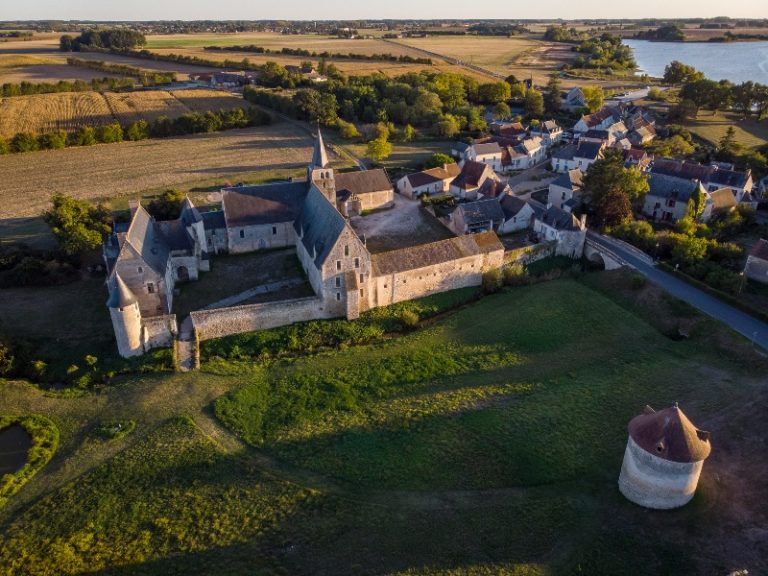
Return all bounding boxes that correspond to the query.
[104,129,503,358]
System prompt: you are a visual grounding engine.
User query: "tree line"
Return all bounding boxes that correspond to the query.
[59,29,146,52]
[204,45,433,65]
[1,77,135,98]
[0,107,271,155]
[66,57,176,87]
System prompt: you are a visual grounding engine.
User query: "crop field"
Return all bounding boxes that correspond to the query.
[0,121,323,219]
[0,274,766,575]
[0,88,245,138]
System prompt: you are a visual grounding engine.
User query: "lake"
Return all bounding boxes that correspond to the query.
[624,39,768,84]
[0,424,32,475]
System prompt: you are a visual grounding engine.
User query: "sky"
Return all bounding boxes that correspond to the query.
[3,0,766,21]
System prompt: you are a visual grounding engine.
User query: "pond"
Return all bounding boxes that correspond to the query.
[623,39,768,84]
[0,424,32,475]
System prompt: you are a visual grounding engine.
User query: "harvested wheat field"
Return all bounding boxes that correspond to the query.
[0,122,321,218]
[0,89,245,137]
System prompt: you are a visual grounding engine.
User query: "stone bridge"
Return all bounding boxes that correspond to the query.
[584,233,641,271]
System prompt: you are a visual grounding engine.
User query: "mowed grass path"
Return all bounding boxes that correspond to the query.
[0,278,765,575]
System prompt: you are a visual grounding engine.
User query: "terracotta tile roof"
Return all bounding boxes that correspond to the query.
[628,405,711,463]
[451,161,493,191]
[651,158,713,181]
[405,164,461,189]
[371,232,503,276]
[750,239,768,261]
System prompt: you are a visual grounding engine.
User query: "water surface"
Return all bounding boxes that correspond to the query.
[0,424,32,475]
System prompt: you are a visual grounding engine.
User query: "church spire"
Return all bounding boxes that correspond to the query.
[311,125,329,169]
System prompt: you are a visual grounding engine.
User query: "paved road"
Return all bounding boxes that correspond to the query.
[588,232,768,351]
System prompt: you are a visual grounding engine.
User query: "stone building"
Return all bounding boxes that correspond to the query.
[744,239,768,284]
[104,128,506,358]
[618,404,711,509]
[533,207,587,258]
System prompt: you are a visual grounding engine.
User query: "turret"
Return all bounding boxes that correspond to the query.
[618,404,711,509]
[107,273,143,358]
[307,127,335,203]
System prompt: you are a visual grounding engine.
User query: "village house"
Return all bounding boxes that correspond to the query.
[533,207,588,257]
[530,120,563,147]
[467,141,503,172]
[502,137,545,171]
[498,196,541,234]
[627,124,657,146]
[573,140,605,172]
[495,122,528,141]
[573,107,621,134]
[623,148,652,170]
[642,173,707,223]
[450,141,471,162]
[396,163,461,199]
[650,158,755,205]
[744,239,768,285]
[439,199,505,235]
[548,169,584,211]
[477,178,510,200]
[449,160,499,200]
[700,188,738,222]
[564,87,586,110]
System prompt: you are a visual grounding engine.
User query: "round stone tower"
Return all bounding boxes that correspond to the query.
[107,273,143,358]
[618,404,711,509]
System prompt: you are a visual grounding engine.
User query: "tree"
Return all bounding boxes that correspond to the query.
[59,34,75,52]
[581,86,604,113]
[582,149,649,213]
[672,99,698,121]
[126,120,150,141]
[70,125,96,146]
[433,115,461,138]
[492,102,511,120]
[147,189,186,221]
[731,81,756,118]
[545,74,562,113]
[366,137,392,162]
[44,194,112,255]
[663,61,703,85]
[11,132,39,153]
[477,82,511,104]
[717,126,743,161]
[596,189,633,227]
[0,137,9,155]
[337,119,360,139]
[293,89,338,125]
[523,88,544,118]
[648,135,695,158]
[94,123,123,144]
[669,233,709,266]
[424,153,455,169]
[402,124,415,142]
[38,130,67,150]
[509,82,527,100]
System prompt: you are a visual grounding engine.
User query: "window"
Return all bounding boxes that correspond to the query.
[359,273,364,283]
[335,277,341,288]
[360,289,364,297]
[336,260,342,271]
[384,284,388,288]
[147,283,155,294]
[354,257,360,268]
[137,266,143,274]
[239,230,245,239]
[344,244,349,256]
[272,226,277,235]
[336,292,341,301]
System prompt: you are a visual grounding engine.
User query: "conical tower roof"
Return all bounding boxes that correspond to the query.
[180,195,202,225]
[107,273,138,309]
[311,126,329,169]
[628,404,711,463]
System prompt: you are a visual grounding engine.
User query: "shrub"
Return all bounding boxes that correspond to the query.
[125,119,150,141]
[337,119,360,139]
[0,136,9,154]
[38,130,68,150]
[482,269,503,294]
[399,310,420,330]
[11,132,40,153]
[95,122,124,144]
[70,125,97,146]
[502,264,528,287]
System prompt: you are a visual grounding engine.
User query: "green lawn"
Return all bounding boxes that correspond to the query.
[685,111,768,150]
[0,273,766,575]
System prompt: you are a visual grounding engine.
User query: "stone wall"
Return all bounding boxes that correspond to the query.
[359,190,394,212]
[142,314,178,350]
[227,221,296,254]
[745,256,768,284]
[504,241,557,265]
[190,296,331,341]
[618,436,704,509]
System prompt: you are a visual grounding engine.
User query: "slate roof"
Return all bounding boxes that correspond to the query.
[106,273,137,309]
[750,239,768,261]
[452,141,471,153]
[405,164,460,189]
[294,187,347,267]
[582,129,610,141]
[201,209,226,230]
[371,231,503,276]
[121,205,170,275]
[457,199,505,225]
[651,158,712,181]
[334,169,392,196]
[500,195,533,220]
[222,181,307,228]
[575,140,604,160]
[708,188,738,211]
[311,128,329,168]
[628,405,711,463]
[551,169,583,191]
[451,160,491,191]
[180,197,202,226]
[533,120,560,134]
[473,142,502,156]
[647,173,700,202]
[478,178,508,199]
[552,144,577,161]
[156,219,194,252]
[707,167,752,189]
[539,206,582,231]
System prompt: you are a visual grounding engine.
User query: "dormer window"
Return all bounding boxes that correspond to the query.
[137,266,143,273]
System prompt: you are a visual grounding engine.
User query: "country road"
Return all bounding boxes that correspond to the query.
[588,231,768,351]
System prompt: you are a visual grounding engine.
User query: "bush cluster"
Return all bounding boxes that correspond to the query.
[204,44,433,64]
[1,77,135,97]
[66,57,176,86]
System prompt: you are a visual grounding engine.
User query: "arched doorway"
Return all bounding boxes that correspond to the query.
[177,266,190,282]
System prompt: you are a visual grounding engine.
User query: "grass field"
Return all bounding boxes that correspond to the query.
[684,111,768,150]
[0,88,245,138]
[0,120,333,219]
[0,272,766,575]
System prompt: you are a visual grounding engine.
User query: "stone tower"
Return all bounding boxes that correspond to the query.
[618,404,711,509]
[107,273,143,358]
[307,126,335,203]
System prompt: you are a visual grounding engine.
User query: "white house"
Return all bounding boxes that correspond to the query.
[551,144,578,173]
[468,141,504,172]
[564,87,586,110]
[530,120,563,147]
[498,196,540,234]
[548,169,584,211]
[534,207,587,258]
[502,137,545,172]
[573,107,620,134]
[744,239,768,284]
[700,188,737,223]
[573,140,605,172]
[397,164,461,199]
[449,160,499,200]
